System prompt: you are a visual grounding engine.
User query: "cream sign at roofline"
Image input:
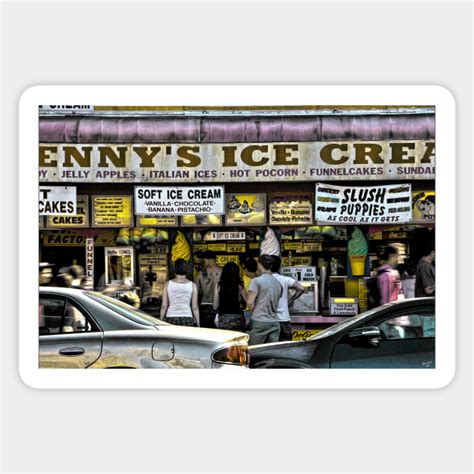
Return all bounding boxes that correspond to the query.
[39,141,435,183]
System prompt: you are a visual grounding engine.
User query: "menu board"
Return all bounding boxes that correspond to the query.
[136,215,178,227]
[225,193,266,226]
[92,196,133,228]
[412,191,435,223]
[47,195,89,228]
[181,215,223,226]
[269,192,313,225]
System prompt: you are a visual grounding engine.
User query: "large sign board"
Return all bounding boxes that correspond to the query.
[39,140,435,183]
[315,183,412,224]
[39,186,76,215]
[134,186,225,215]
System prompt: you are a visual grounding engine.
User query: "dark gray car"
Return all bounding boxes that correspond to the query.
[250,298,435,369]
[39,287,249,369]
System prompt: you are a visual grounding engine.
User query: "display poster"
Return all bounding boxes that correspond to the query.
[269,192,313,225]
[302,241,323,252]
[39,141,435,183]
[47,195,89,228]
[138,254,168,303]
[134,186,225,215]
[193,243,208,253]
[204,231,246,241]
[280,266,317,282]
[283,241,303,251]
[227,243,246,253]
[39,186,76,215]
[136,215,178,227]
[330,297,359,316]
[315,183,412,225]
[92,195,133,227]
[104,247,134,285]
[216,255,239,266]
[281,256,312,266]
[412,191,435,223]
[208,243,227,252]
[181,215,222,226]
[225,193,266,226]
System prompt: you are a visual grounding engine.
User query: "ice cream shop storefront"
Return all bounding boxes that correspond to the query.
[39,106,435,337]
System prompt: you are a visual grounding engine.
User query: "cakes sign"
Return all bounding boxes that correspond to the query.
[315,183,412,224]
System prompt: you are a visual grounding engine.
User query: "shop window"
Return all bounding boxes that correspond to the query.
[39,298,94,335]
[378,311,435,340]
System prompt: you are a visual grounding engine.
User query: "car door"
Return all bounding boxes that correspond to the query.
[330,308,435,368]
[39,296,103,368]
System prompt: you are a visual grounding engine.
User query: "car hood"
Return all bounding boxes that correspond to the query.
[154,325,248,344]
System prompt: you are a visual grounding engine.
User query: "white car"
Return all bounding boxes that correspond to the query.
[39,287,249,369]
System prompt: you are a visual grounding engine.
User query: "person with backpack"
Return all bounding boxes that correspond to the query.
[377,246,403,305]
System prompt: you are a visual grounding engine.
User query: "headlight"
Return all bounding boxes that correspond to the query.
[212,345,249,366]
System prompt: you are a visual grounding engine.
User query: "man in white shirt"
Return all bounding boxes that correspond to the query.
[270,256,305,341]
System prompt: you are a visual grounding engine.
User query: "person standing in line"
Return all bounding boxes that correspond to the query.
[240,255,258,292]
[212,262,248,332]
[377,246,403,305]
[161,259,200,327]
[401,261,417,299]
[415,246,435,297]
[195,250,222,328]
[246,255,283,345]
[270,256,305,342]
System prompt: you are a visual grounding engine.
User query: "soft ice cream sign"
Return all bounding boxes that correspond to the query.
[315,183,412,224]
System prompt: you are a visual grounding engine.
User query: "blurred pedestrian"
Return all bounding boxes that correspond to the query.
[401,261,417,299]
[69,265,85,288]
[246,255,283,345]
[377,246,403,305]
[161,259,200,327]
[271,256,305,341]
[39,262,54,286]
[212,262,247,332]
[195,250,221,328]
[415,246,435,297]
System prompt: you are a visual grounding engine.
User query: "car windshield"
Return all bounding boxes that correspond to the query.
[85,291,168,326]
[307,308,380,340]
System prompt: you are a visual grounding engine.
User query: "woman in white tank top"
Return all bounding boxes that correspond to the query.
[160,259,200,326]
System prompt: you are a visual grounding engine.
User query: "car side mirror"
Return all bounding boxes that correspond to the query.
[348,326,381,347]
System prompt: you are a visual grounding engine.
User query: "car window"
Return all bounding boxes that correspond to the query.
[377,311,435,340]
[39,298,65,335]
[39,297,95,335]
[84,291,168,326]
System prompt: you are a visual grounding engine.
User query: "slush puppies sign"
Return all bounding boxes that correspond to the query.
[39,186,76,215]
[315,183,412,224]
[134,186,225,215]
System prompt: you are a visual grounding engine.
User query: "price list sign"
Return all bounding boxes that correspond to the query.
[92,196,133,227]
